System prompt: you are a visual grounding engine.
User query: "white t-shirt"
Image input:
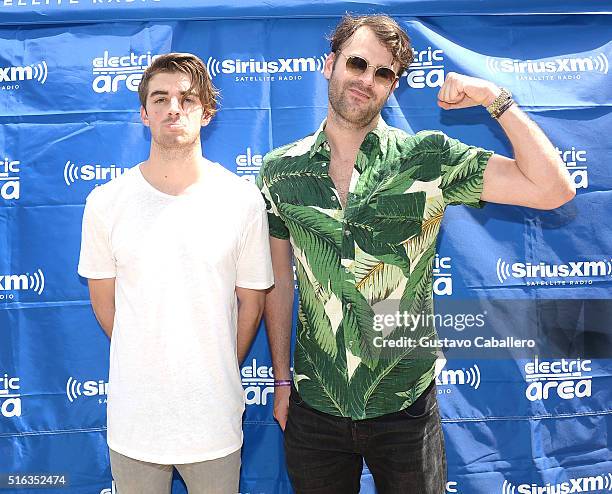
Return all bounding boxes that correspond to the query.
[78,162,274,464]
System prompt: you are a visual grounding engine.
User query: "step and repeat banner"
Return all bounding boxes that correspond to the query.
[0,2,611,493]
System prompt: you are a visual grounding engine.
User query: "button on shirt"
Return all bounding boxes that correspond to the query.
[257,119,493,419]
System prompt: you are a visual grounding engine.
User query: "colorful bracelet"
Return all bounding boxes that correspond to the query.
[274,379,292,387]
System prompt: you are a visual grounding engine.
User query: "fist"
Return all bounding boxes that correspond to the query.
[437,72,500,110]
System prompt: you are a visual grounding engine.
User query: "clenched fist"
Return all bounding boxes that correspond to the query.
[437,72,501,110]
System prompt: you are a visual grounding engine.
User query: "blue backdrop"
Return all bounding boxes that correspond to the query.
[0,2,611,493]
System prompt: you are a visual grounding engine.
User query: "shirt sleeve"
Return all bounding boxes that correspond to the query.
[256,155,290,240]
[235,200,275,290]
[77,192,116,279]
[436,132,494,209]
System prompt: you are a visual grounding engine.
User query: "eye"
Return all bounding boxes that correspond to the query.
[154,97,166,104]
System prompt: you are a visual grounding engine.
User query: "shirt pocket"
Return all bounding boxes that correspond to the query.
[372,192,425,244]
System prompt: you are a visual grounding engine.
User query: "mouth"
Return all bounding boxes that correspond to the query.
[347,86,372,101]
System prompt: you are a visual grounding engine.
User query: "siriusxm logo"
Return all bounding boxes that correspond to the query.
[404,47,445,89]
[436,364,481,389]
[0,157,20,200]
[486,53,609,81]
[524,357,592,401]
[0,374,21,418]
[0,270,45,300]
[241,358,274,406]
[206,54,326,83]
[66,377,108,404]
[63,160,130,186]
[0,61,48,91]
[92,51,159,94]
[496,258,612,287]
[556,146,589,190]
[235,147,263,183]
[433,254,452,296]
[502,473,612,494]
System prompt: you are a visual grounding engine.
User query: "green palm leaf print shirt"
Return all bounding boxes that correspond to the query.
[257,118,493,419]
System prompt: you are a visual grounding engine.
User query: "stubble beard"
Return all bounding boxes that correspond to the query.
[328,73,387,130]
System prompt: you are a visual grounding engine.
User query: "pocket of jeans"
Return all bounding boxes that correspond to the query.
[401,386,438,419]
[289,386,305,406]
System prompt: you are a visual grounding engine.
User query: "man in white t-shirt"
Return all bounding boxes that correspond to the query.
[78,52,274,494]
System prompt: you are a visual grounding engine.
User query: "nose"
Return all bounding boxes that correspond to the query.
[357,67,376,87]
[168,96,181,114]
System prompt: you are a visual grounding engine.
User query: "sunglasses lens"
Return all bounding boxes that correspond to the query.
[345,56,368,75]
[375,67,397,86]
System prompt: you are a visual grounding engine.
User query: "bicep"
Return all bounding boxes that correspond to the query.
[481,153,541,208]
[87,278,116,311]
[235,286,266,310]
[269,237,293,283]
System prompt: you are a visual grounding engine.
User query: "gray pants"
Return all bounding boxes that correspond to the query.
[109,448,241,494]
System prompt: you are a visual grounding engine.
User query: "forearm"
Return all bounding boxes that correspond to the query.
[264,279,294,380]
[495,103,573,195]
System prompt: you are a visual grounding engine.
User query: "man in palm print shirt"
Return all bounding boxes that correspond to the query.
[256,14,575,494]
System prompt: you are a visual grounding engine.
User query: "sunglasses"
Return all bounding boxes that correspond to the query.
[337,51,398,87]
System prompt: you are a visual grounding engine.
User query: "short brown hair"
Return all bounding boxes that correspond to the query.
[329,14,414,76]
[138,52,220,118]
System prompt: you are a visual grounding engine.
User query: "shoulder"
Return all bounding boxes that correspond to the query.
[260,133,317,177]
[206,162,265,209]
[84,164,140,210]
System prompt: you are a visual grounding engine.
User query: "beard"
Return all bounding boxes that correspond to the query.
[328,71,387,129]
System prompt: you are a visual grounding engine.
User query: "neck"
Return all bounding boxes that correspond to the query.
[140,141,206,195]
[325,108,379,160]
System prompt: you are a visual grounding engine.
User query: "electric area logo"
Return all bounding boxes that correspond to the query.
[92,51,159,94]
[502,473,612,494]
[486,53,609,81]
[0,61,48,91]
[241,358,274,406]
[63,160,130,186]
[0,157,20,200]
[524,357,592,402]
[0,374,21,418]
[100,481,118,494]
[404,47,445,89]
[433,254,453,296]
[0,269,45,301]
[557,146,589,190]
[435,360,481,395]
[206,54,327,83]
[496,258,612,287]
[66,377,108,404]
[235,147,263,183]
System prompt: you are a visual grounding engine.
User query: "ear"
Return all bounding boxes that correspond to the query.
[323,52,336,81]
[140,106,150,127]
[201,112,213,128]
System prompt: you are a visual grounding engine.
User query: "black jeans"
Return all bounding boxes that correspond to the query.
[283,382,446,494]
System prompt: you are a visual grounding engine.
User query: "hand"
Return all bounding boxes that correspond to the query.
[437,72,500,110]
[273,385,290,431]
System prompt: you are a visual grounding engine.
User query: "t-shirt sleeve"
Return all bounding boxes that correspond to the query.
[77,193,116,279]
[436,132,494,209]
[235,200,274,290]
[256,155,290,240]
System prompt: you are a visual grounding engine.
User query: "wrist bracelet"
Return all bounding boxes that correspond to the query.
[492,98,514,119]
[486,87,513,119]
[274,379,292,387]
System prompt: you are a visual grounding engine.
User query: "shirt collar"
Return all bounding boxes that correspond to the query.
[308,116,390,159]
